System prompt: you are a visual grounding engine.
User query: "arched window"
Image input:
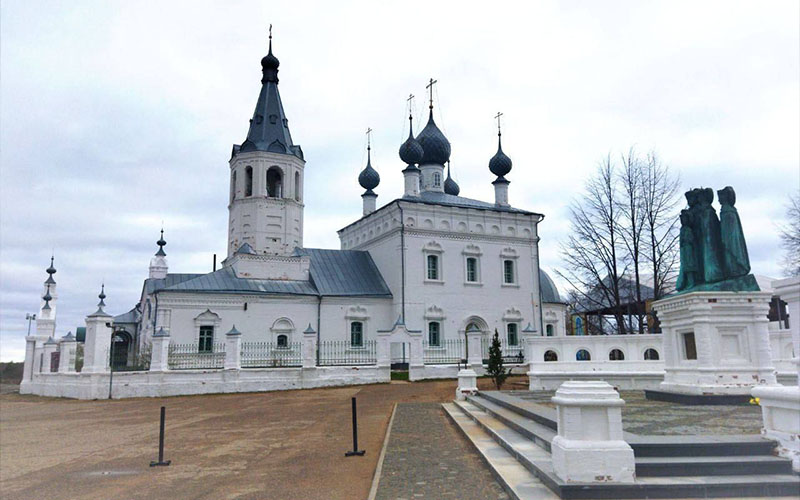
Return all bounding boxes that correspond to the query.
[609,349,625,361]
[644,348,660,360]
[245,166,253,197]
[545,324,554,336]
[350,321,363,347]
[231,171,237,202]
[294,171,301,201]
[428,322,440,346]
[506,323,518,346]
[466,257,478,282]
[276,334,288,348]
[576,349,591,361]
[267,167,282,197]
[503,260,516,284]
[427,254,439,280]
[544,350,558,362]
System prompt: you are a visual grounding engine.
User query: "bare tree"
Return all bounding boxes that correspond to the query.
[618,148,647,333]
[779,190,800,277]
[558,156,629,335]
[640,151,681,300]
[559,149,681,336]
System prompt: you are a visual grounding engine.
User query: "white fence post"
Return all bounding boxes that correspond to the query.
[150,328,171,372]
[224,325,242,370]
[22,336,36,380]
[83,308,113,374]
[58,333,77,373]
[302,324,317,369]
[466,326,483,369]
[551,381,635,483]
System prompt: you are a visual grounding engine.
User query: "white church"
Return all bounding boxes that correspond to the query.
[111,37,566,366]
[22,35,569,395]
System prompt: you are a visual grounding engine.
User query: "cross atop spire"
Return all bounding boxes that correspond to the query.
[366,127,372,150]
[495,111,504,137]
[426,78,438,110]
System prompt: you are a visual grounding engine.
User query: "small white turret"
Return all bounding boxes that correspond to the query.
[149,229,168,279]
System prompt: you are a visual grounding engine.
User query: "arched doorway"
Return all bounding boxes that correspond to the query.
[111,330,132,369]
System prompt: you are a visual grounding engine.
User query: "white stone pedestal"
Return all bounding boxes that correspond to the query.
[652,291,777,400]
[751,384,800,471]
[455,368,478,401]
[550,381,635,483]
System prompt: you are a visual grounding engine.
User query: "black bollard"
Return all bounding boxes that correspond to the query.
[344,397,365,457]
[150,406,171,467]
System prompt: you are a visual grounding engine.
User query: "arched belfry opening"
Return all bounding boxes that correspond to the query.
[267,167,283,198]
[245,166,253,197]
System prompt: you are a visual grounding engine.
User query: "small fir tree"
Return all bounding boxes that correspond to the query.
[486,329,508,390]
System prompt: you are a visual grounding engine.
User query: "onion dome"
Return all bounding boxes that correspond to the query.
[98,284,106,308]
[444,162,460,196]
[358,145,380,191]
[489,132,512,177]
[398,114,424,165]
[42,285,52,303]
[156,229,167,257]
[261,32,280,83]
[416,110,451,165]
[45,256,57,284]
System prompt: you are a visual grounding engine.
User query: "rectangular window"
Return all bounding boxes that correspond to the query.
[433,172,441,188]
[199,326,214,353]
[427,254,439,280]
[683,332,697,360]
[503,259,515,284]
[507,323,518,346]
[466,257,478,282]
[428,322,441,346]
[351,322,364,347]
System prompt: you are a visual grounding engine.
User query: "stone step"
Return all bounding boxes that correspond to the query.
[636,455,795,477]
[478,391,558,431]
[441,402,561,500]
[628,435,780,458]
[449,399,800,499]
[466,394,556,452]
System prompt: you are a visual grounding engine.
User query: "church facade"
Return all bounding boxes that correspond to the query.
[111,36,566,364]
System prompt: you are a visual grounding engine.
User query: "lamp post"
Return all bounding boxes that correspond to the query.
[25,313,36,336]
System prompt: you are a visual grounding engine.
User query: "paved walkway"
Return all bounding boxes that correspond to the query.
[374,403,508,500]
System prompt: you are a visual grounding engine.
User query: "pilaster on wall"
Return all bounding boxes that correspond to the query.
[150,328,170,372]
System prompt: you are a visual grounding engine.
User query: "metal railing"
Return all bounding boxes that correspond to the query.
[423,338,466,364]
[241,341,302,368]
[481,338,526,364]
[168,342,226,370]
[318,340,377,366]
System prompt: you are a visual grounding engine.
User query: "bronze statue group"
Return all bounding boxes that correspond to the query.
[676,186,752,292]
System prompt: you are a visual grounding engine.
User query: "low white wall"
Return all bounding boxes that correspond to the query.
[21,366,390,400]
[526,334,664,364]
[528,370,665,391]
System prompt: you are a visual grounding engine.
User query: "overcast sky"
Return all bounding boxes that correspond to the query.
[1,1,798,361]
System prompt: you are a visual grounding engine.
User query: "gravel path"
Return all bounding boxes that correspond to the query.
[374,402,508,500]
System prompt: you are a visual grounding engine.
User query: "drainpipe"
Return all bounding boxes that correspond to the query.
[399,202,406,322]
[316,295,322,365]
[533,214,545,336]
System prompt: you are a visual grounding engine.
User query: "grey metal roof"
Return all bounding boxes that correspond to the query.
[113,307,140,324]
[294,248,393,297]
[162,266,319,296]
[539,269,564,304]
[405,191,538,215]
[144,273,204,295]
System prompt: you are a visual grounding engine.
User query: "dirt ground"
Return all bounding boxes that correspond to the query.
[0,376,526,500]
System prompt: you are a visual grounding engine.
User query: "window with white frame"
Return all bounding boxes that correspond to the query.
[545,324,554,336]
[503,259,516,284]
[433,172,441,187]
[350,321,364,347]
[466,257,478,283]
[506,323,518,346]
[428,321,441,346]
[276,334,288,348]
[199,325,214,353]
[427,254,439,280]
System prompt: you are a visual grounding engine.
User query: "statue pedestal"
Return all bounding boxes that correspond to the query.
[647,291,777,404]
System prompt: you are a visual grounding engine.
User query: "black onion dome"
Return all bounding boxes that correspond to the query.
[156,229,167,257]
[399,115,424,165]
[444,163,460,196]
[261,39,280,83]
[358,149,380,190]
[489,136,512,177]
[416,110,451,165]
[46,256,56,275]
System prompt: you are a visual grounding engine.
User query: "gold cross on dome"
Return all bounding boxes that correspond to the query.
[426,78,438,109]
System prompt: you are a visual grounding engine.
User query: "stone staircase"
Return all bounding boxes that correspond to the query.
[443,391,800,499]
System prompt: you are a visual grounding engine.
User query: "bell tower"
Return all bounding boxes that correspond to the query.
[227,28,305,259]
